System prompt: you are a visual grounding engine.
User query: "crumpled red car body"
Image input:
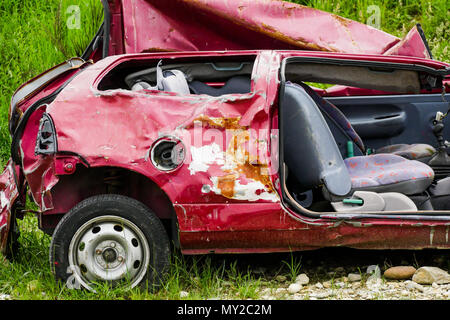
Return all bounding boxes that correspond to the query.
[1,0,449,255]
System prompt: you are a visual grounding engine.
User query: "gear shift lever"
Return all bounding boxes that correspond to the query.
[433,112,447,150]
[428,111,450,166]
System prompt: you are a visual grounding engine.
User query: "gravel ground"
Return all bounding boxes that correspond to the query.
[210,247,450,300]
[255,276,450,300]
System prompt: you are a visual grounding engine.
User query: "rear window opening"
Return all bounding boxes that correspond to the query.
[97,56,256,96]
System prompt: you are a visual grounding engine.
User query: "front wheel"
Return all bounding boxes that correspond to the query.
[49,194,170,291]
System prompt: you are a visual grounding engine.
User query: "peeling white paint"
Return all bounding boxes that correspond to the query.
[210,176,278,202]
[0,191,8,210]
[188,143,224,175]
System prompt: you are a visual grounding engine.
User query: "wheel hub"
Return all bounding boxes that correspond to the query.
[102,248,117,263]
[94,240,126,269]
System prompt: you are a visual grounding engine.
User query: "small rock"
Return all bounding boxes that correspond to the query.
[384,266,417,280]
[315,282,324,289]
[295,274,309,285]
[288,283,302,294]
[432,282,439,289]
[179,291,189,298]
[275,275,287,283]
[400,290,410,296]
[405,280,425,292]
[348,273,362,282]
[0,294,11,300]
[412,267,450,285]
[322,281,332,288]
[352,282,361,289]
[275,288,287,295]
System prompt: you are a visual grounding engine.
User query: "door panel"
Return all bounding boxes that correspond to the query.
[327,94,450,151]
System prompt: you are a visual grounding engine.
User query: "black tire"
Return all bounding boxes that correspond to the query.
[49,194,170,291]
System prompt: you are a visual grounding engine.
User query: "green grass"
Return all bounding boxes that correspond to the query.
[0,0,449,300]
[0,0,103,165]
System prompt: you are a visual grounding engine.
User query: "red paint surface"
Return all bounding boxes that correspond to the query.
[108,0,431,59]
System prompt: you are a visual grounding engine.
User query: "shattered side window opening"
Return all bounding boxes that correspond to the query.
[96,56,257,97]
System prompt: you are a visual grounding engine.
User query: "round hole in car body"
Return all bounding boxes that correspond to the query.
[150,136,186,172]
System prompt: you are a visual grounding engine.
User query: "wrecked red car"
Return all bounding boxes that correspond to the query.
[1,0,450,290]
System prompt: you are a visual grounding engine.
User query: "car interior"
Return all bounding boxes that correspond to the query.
[97,57,255,96]
[97,56,450,216]
[282,60,450,216]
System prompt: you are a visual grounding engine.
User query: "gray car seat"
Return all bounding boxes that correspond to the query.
[282,82,435,200]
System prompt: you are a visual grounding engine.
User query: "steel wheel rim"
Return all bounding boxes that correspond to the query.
[68,215,151,290]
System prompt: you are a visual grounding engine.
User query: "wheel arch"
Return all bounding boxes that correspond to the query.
[40,165,179,246]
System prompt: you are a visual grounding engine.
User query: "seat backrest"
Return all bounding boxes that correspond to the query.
[282,82,352,197]
[189,76,251,96]
[297,82,365,154]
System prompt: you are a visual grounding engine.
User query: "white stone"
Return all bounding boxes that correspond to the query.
[315,283,324,289]
[348,273,362,282]
[295,274,310,285]
[288,283,302,294]
[180,291,189,298]
[405,280,425,292]
[412,267,450,285]
[401,290,410,296]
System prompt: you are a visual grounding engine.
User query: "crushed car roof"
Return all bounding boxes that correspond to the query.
[105,0,433,59]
